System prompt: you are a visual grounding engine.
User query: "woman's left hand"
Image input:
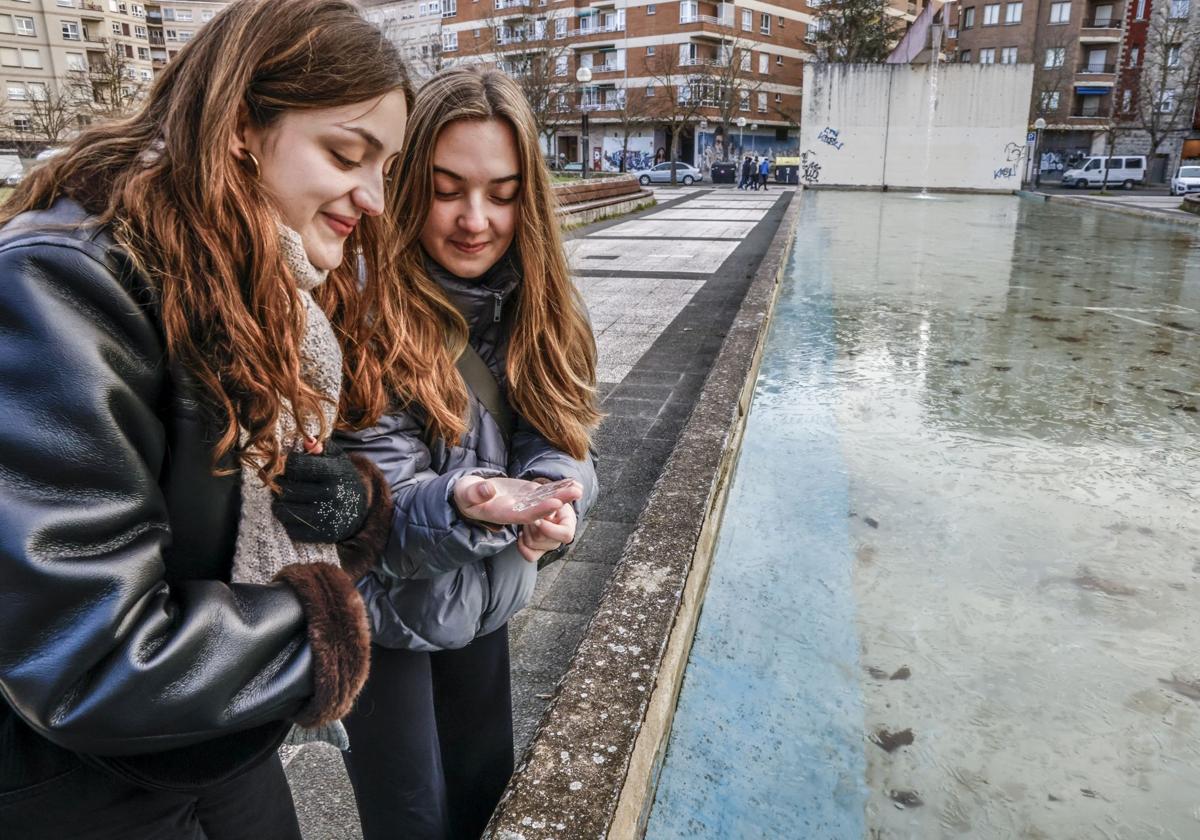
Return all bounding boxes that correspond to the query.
[516,503,577,563]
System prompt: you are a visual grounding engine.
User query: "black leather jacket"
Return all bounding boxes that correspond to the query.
[0,200,321,795]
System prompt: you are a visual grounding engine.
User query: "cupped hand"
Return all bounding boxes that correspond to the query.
[453,476,582,527]
[516,503,577,563]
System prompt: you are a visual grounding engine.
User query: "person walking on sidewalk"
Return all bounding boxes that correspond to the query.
[338,66,600,840]
[739,154,753,189]
[759,155,771,190]
[0,2,411,837]
[750,156,760,190]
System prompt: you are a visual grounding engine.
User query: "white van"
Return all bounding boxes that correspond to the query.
[1061,155,1147,189]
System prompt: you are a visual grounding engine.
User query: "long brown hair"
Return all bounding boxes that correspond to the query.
[0,0,420,479]
[390,67,600,460]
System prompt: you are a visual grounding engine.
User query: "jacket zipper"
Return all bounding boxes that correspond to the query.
[493,292,503,323]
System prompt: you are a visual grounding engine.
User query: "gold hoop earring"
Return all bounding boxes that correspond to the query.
[242,150,261,179]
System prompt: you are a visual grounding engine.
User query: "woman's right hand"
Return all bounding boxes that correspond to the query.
[453,476,581,527]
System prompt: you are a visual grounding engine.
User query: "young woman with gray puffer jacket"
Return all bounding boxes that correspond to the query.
[336,65,602,840]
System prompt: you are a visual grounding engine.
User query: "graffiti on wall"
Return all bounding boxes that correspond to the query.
[817,127,845,150]
[800,149,821,184]
[993,141,1026,180]
[601,136,655,173]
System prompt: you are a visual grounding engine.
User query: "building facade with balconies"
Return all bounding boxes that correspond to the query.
[434,0,812,173]
[953,0,1128,169]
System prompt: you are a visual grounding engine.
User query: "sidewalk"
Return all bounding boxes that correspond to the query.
[1026,189,1200,225]
[285,185,799,839]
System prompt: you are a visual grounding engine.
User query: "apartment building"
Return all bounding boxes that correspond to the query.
[149,1,227,64]
[360,0,447,80]
[953,0,1127,166]
[425,0,811,173]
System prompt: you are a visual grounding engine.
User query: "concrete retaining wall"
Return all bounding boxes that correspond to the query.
[801,63,1034,192]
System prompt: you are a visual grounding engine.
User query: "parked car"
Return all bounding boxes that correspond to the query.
[0,149,23,187]
[1061,155,1146,189]
[638,162,704,186]
[1170,165,1200,196]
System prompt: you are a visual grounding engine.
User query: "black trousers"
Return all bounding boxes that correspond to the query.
[0,753,300,840]
[342,627,514,840]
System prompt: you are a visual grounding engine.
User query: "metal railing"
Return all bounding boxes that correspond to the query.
[494,0,530,8]
[571,22,625,36]
[1070,107,1112,118]
[1081,16,1119,27]
[1078,62,1116,72]
[680,13,733,24]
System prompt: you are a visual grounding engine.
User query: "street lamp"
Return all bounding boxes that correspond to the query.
[1033,117,1046,189]
[576,66,592,180]
[736,116,746,155]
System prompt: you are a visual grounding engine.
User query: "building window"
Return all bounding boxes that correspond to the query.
[1044,47,1064,66]
[165,28,177,40]
[163,8,174,19]
[742,8,752,29]
[1040,90,1060,109]
[960,49,972,62]
[555,17,566,36]
[962,7,975,27]
[202,9,214,21]
[15,16,35,36]
[646,3,655,12]
[775,92,782,103]
[980,47,996,63]
[555,54,567,74]
[646,44,655,55]
[680,1,697,22]
[1168,44,1182,66]
[66,51,85,71]
[646,83,655,96]
[1001,46,1018,63]
[175,8,192,21]
[21,48,41,68]
[6,83,27,101]
[776,54,783,65]
[757,91,767,111]
[443,0,457,16]
[1170,0,1189,17]
[1159,89,1176,112]
[1136,0,1147,16]
[1121,88,1132,111]
[1129,45,1139,65]
[1049,2,1069,22]
[739,89,749,110]
[760,12,771,33]
[759,52,768,73]
[111,21,122,35]
[983,4,1000,24]
[12,115,30,133]
[0,49,18,68]
[1005,2,1022,22]
[137,46,149,60]
[442,31,457,51]
[135,24,146,37]
[62,20,81,39]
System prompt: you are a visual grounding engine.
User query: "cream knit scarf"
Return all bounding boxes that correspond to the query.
[230,223,350,750]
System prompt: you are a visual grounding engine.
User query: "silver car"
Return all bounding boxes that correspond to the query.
[1171,165,1200,196]
[638,162,704,186]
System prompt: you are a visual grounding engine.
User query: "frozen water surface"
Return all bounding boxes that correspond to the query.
[647,192,1200,839]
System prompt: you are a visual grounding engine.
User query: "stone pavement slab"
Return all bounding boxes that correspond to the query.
[649,207,768,221]
[287,186,798,840]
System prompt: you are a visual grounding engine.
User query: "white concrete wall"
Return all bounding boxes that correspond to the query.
[801,63,1035,191]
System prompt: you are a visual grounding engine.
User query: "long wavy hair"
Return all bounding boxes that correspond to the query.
[390,67,600,460]
[0,0,421,480]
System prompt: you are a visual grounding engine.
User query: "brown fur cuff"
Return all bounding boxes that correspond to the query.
[337,454,393,581]
[274,562,371,728]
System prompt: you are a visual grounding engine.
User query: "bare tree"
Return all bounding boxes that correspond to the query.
[482,7,577,156]
[374,16,448,83]
[811,0,904,62]
[644,44,718,184]
[610,86,652,172]
[1129,2,1200,168]
[1030,25,1076,124]
[86,40,148,121]
[706,36,768,161]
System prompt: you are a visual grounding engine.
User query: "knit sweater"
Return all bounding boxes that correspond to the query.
[230,224,349,750]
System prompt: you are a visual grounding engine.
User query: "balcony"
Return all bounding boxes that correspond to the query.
[1077,62,1116,74]
[680,12,735,40]
[1079,14,1122,41]
[495,0,529,6]
[146,11,162,23]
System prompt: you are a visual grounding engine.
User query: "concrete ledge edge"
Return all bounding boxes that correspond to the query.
[1026,190,1200,226]
[483,192,804,840]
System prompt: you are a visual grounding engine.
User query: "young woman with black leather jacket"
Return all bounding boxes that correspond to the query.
[0,1,424,836]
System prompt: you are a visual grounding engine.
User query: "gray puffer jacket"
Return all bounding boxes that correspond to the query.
[338,255,599,651]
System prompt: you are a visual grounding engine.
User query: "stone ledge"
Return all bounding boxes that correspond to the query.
[483,191,803,840]
[558,191,656,228]
[1021,189,1200,226]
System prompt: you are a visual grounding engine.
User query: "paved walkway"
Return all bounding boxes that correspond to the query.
[286,184,798,839]
[1033,189,1200,224]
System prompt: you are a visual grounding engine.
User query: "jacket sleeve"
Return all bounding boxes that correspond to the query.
[336,410,516,580]
[0,240,331,757]
[508,415,600,524]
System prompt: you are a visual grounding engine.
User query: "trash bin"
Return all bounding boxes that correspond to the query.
[774,164,799,185]
[710,162,738,184]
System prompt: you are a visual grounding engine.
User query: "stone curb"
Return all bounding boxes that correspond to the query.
[559,191,657,229]
[483,191,804,840]
[1020,189,1200,227]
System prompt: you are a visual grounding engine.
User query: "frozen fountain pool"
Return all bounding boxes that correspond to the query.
[646,192,1200,839]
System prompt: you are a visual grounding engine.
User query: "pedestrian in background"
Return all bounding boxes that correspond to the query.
[739,154,752,189]
[0,1,411,836]
[759,155,771,191]
[338,67,600,840]
[750,156,760,190]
